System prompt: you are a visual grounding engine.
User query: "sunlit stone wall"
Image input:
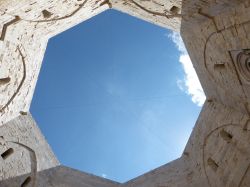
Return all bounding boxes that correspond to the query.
[0,0,250,186]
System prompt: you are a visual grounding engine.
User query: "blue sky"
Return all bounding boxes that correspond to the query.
[31,10,203,183]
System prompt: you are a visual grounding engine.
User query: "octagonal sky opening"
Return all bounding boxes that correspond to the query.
[30,9,203,183]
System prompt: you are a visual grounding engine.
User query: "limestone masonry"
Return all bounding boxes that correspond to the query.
[0,0,250,186]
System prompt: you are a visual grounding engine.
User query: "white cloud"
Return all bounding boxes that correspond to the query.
[169,32,206,107]
[101,174,107,178]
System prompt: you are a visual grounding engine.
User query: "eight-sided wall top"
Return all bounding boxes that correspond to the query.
[0,0,250,186]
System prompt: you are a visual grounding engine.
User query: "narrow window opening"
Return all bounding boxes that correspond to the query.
[42,10,52,18]
[1,148,14,160]
[214,63,225,70]
[207,158,219,172]
[21,176,32,187]
[170,6,180,14]
[0,77,11,85]
[20,111,28,115]
[220,129,233,142]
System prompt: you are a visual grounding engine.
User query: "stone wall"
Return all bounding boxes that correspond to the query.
[181,0,250,115]
[123,101,250,187]
[1,166,120,187]
[110,0,182,31]
[0,0,250,186]
[0,114,59,187]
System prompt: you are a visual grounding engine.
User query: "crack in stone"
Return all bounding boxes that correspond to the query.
[0,0,88,24]
[127,0,183,19]
[0,46,26,113]
[0,136,38,187]
[7,141,37,187]
[29,0,88,23]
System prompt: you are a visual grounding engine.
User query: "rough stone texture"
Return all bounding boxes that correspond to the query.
[0,0,109,125]
[1,166,120,187]
[110,0,182,31]
[123,101,250,187]
[0,114,59,186]
[181,0,250,116]
[0,0,181,126]
[0,0,250,187]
